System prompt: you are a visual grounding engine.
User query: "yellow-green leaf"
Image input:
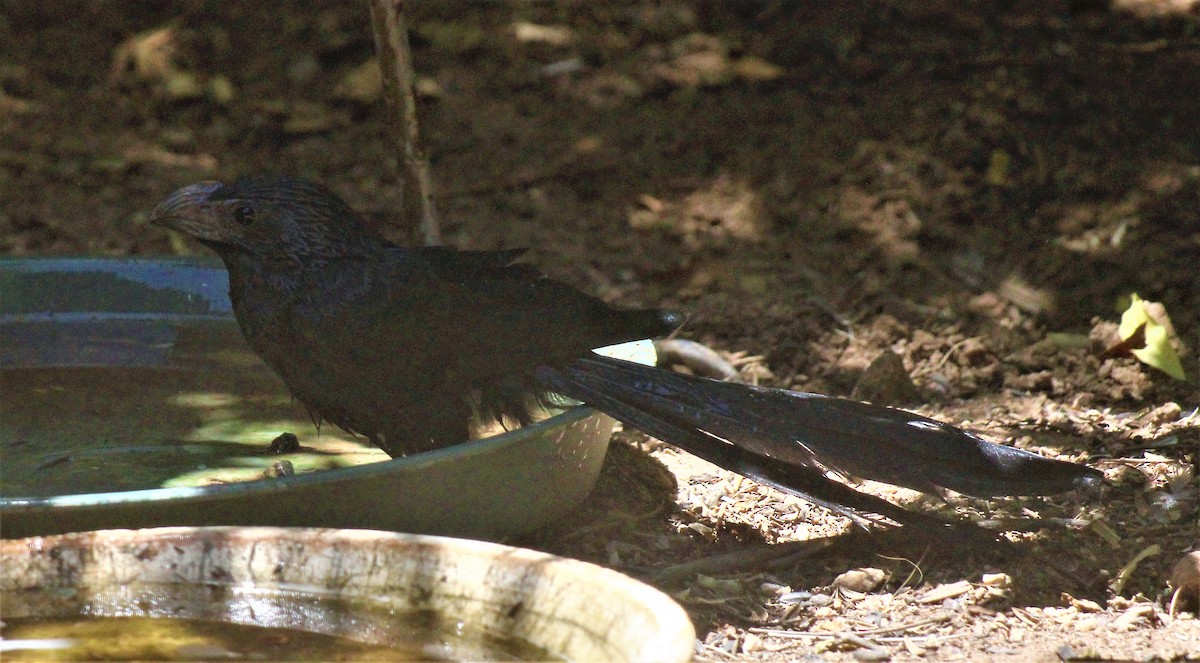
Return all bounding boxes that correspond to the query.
[1118,293,1185,380]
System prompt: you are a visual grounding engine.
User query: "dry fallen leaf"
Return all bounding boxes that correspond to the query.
[110,25,180,83]
[733,56,784,81]
[917,580,972,603]
[1168,551,1200,617]
[335,59,383,103]
[832,567,886,593]
[513,22,575,46]
[985,149,1012,186]
[109,23,234,104]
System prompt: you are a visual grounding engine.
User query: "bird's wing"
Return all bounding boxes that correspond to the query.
[297,248,672,415]
[367,248,675,373]
[396,246,532,277]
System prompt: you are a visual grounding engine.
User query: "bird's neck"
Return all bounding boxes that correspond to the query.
[220,252,301,303]
[221,251,374,309]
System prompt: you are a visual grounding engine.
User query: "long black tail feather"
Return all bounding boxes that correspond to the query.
[536,353,1102,524]
[537,361,933,526]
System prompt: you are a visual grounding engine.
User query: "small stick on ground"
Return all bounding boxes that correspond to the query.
[366,0,441,246]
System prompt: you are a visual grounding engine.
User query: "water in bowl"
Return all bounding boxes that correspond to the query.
[0,320,387,498]
[1,611,553,661]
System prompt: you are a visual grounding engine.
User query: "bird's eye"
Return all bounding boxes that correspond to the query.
[233,204,256,226]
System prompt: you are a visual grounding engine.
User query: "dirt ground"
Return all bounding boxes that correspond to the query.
[2,1,1198,660]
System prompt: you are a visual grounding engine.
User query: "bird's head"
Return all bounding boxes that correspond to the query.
[150,177,384,266]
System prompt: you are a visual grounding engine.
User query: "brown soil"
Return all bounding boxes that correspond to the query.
[2,1,1197,660]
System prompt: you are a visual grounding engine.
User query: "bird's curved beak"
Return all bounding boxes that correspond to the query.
[149,181,227,241]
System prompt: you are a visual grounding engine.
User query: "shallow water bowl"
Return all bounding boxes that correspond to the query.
[0,527,695,661]
[0,258,641,540]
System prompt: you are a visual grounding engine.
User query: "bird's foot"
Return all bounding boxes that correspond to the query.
[267,432,300,453]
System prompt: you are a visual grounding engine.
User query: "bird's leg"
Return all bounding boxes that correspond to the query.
[372,433,408,458]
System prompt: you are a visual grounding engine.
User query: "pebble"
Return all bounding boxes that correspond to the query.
[809,592,832,607]
[779,590,813,604]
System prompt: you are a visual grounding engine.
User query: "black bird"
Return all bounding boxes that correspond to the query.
[150,177,1102,526]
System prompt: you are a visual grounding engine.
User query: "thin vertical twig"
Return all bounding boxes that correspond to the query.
[366,0,442,246]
